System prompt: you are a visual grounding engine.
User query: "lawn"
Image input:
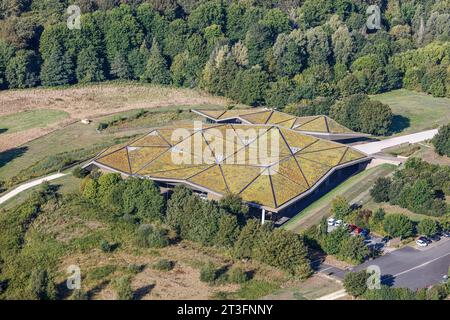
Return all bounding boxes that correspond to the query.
[0,106,220,184]
[283,163,397,233]
[371,89,450,136]
[0,109,69,135]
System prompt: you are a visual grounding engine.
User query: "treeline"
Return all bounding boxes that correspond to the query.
[370,158,450,216]
[0,0,449,108]
[80,171,312,277]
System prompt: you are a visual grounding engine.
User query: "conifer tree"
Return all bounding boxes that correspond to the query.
[141,39,171,85]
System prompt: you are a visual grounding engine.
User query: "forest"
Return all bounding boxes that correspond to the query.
[0,1,449,132]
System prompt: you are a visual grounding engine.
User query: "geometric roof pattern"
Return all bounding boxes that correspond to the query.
[93,123,368,212]
[192,108,356,135]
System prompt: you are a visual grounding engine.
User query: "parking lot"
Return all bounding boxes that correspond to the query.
[323,218,450,289]
[353,236,450,290]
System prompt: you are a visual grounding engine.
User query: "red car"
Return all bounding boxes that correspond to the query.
[354,227,364,234]
[348,224,357,232]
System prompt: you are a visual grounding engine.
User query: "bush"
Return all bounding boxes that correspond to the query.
[136,224,169,249]
[199,262,218,284]
[417,218,438,237]
[330,196,352,220]
[432,124,450,157]
[383,214,414,239]
[426,284,448,300]
[343,270,368,297]
[70,289,88,300]
[227,267,249,284]
[100,240,115,253]
[152,259,174,271]
[113,276,133,300]
[72,166,89,178]
[127,264,145,274]
[29,269,56,300]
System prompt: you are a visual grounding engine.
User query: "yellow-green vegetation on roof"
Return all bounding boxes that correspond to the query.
[192,108,357,135]
[93,123,367,211]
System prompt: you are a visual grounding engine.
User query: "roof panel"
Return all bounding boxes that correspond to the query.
[270,172,308,207]
[221,164,262,194]
[239,173,276,208]
[188,165,229,194]
[339,147,366,164]
[96,147,131,174]
[298,147,347,167]
[239,111,273,124]
[267,111,296,124]
[295,116,328,132]
[295,157,331,186]
[271,156,309,188]
[130,130,170,147]
[128,146,170,173]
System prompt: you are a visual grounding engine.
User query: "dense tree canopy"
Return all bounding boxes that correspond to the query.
[0,0,448,120]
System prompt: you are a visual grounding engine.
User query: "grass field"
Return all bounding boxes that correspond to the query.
[371,89,450,136]
[0,82,233,151]
[283,163,397,233]
[0,109,69,134]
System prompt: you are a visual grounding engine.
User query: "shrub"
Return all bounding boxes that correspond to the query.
[330,196,352,220]
[29,269,56,300]
[432,124,450,157]
[152,259,174,271]
[417,218,438,237]
[70,289,88,300]
[127,264,145,274]
[426,284,448,300]
[136,224,169,248]
[100,240,114,253]
[343,270,368,297]
[338,235,369,264]
[199,262,218,284]
[383,214,414,239]
[113,276,133,300]
[227,267,249,284]
[72,166,89,179]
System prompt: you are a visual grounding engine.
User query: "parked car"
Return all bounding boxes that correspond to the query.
[429,234,441,242]
[416,238,428,247]
[440,230,450,238]
[348,224,357,232]
[354,227,364,235]
[327,218,336,226]
[418,236,432,244]
[335,219,343,227]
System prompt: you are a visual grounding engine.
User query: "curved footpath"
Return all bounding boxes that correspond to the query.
[0,173,67,206]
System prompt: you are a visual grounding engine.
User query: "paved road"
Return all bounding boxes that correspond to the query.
[0,173,67,205]
[320,238,450,290]
[353,129,438,155]
[353,238,450,290]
